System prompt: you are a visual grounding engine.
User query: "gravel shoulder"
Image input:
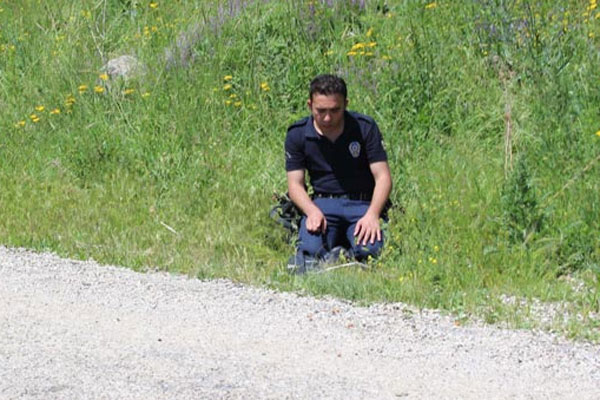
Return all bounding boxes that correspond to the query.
[1,246,599,399]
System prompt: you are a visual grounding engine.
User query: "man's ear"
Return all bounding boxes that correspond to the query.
[307,99,312,110]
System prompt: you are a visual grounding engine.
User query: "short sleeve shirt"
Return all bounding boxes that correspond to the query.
[285,111,387,194]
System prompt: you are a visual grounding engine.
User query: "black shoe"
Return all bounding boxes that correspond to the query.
[286,252,321,275]
[323,246,355,265]
[319,247,368,271]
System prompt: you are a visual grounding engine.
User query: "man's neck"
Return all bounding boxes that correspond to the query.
[313,120,344,141]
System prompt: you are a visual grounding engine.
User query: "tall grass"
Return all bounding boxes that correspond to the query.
[1,0,599,340]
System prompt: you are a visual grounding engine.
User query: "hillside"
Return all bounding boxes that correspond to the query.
[1,0,599,339]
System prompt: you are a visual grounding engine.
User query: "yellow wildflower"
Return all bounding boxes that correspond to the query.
[223,83,232,90]
[35,105,45,112]
[15,120,26,128]
[99,73,109,81]
[367,41,377,47]
[78,84,88,93]
[65,95,76,106]
[94,85,104,93]
[30,114,40,123]
[151,26,158,32]
[229,93,238,98]
[366,28,373,37]
[324,50,334,56]
[351,43,365,51]
[50,108,61,115]
[347,51,357,56]
[123,88,135,95]
[596,130,600,137]
[223,75,233,81]
[425,2,437,9]
[234,101,242,107]
[149,2,158,9]
[260,82,270,91]
[141,91,151,98]
[225,100,232,105]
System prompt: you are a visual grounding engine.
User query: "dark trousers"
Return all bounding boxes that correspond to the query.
[297,197,385,261]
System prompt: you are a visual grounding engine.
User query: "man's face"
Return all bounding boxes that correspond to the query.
[307,93,348,134]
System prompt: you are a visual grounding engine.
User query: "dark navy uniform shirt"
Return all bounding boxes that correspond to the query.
[285,111,387,195]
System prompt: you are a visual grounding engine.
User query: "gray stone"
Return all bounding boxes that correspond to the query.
[102,55,145,80]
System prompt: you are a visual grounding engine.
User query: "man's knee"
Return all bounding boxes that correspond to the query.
[298,232,328,258]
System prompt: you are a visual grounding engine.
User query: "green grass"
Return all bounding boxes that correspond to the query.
[1,0,599,341]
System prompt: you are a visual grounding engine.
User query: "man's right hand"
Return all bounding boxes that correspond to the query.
[287,169,327,233]
[305,209,327,233]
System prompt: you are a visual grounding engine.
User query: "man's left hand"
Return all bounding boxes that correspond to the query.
[354,213,381,246]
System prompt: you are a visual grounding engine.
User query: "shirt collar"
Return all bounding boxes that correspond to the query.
[306,116,319,138]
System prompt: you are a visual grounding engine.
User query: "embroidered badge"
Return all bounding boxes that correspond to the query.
[349,141,361,158]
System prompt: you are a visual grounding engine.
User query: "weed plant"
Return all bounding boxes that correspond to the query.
[1,0,599,340]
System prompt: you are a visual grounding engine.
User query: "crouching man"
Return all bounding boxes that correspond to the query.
[285,74,392,273]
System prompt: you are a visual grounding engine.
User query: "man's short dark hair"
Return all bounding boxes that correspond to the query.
[309,74,347,100]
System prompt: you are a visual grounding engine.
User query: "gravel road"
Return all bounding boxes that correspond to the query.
[1,246,599,399]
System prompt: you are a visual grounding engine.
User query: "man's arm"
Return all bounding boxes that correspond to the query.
[287,169,327,233]
[353,161,392,246]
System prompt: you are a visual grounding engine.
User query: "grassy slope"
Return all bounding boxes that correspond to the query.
[1,0,599,340]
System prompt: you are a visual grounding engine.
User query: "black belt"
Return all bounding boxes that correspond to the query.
[313,192,372,201]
